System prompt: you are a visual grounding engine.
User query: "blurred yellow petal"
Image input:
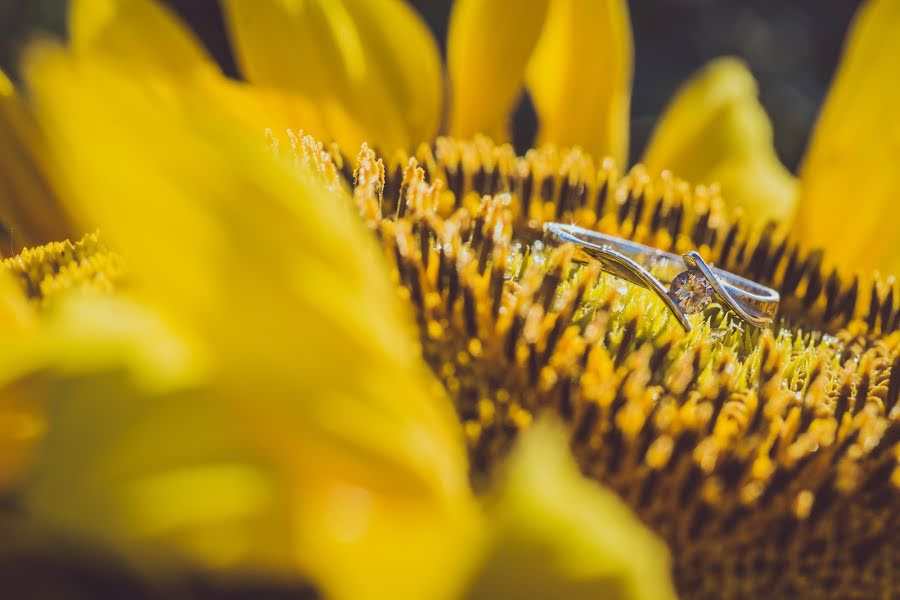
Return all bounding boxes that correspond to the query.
[0,258,198,493]
[25,46,466,492]
[0,71,76,251]
[21,373,297,571]
[703,154,797,228]
[0,269,33,332]
[463,420,677,600]
[0,232,136,495]
[221,0,442,153]
[23,41,473,600]
[643,57,797,227]
[447,0,550,141]
[0,295,201,392]
[0,381,43,493]
[70,0,325,141]
[69,0,215,76]
[0,271,39,492]
[795,0,900,274]
[525,0,632,165]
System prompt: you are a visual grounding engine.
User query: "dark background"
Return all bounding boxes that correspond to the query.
[0,0,861,169]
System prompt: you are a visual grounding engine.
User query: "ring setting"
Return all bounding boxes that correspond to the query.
[543,222,780,332]
[668,269,714,315]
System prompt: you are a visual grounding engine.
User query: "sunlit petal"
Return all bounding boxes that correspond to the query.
[23,41,474,600]
[447,0,550,141]
[795,0,900,274]
[525,0,632,165]
[70,0,329,137]
[464,420,677,600]
[643,57,797,227]
[0,271,39,492]
[69,0,215,76]
[0,71,76,251]
[221,0,442,153]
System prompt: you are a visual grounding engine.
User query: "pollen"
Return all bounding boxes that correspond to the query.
[2,232,127,305]
[340,136,900,599]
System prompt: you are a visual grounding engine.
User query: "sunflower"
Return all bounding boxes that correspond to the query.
[219,0,797,227]
[0,1,898,600]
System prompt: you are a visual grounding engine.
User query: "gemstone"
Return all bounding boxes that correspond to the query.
[668,270,714,314]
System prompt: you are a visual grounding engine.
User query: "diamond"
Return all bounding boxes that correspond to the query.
[668,270,713,314]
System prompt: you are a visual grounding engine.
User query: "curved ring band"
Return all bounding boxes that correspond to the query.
[543,222,779,331]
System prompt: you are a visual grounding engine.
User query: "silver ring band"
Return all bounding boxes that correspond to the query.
[543,222,779,331]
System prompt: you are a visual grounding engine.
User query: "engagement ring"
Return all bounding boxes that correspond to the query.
[543,222,780,331]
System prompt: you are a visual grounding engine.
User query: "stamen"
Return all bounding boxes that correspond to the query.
[342,136,900,334]
[342,137,900,599]
[2,232,126,305]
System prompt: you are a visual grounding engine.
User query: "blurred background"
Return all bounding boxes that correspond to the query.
[0,0,860,169]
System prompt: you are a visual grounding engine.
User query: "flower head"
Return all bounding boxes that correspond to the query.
[0,0,899,599]
[355,135,900,598]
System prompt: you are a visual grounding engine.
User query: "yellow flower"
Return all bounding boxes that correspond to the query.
[219,0,900,596]
[357,130,900,599]
[16,36,475,599]
[218,0,794,227]
[0,4,678,599]
[220,0,900,272]
[1,1,899,599]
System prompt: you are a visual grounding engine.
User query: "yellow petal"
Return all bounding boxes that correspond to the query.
[0,295,201,392]
[221,0,442,153]
[24,41,473,600]
[464,420,677,600]
[68,0,318,138]
[0,247,190,493]
[0,71,76,250]
[21,371,298,571]
[0,268,33,332]
[525,0,632,165]
[0,380,43,493]
[642,57,797,227]
[0,271,39,492]
[69,0,215,76]
[447,0,551,141]
[795,0,900,275]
